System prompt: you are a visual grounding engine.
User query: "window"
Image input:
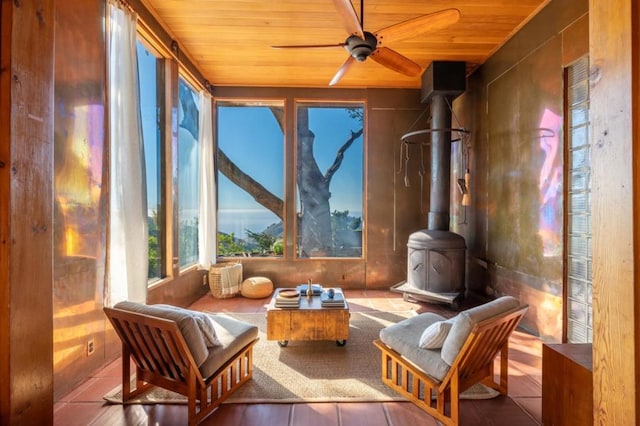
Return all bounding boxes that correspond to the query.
[177,77,200,268]
[136,40,164,281]
[215,100,364,259]
[216,101,285,257]
[295,102,364,258]
[565,56,592,343]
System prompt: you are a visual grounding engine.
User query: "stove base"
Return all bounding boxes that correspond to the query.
[391,281,464,310]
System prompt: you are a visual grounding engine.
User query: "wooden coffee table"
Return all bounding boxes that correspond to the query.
[266,287,350,347]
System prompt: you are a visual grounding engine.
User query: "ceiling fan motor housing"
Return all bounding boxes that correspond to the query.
[346,31,378,61]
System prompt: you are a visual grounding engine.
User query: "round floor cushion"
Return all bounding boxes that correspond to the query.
[241,277,274,299]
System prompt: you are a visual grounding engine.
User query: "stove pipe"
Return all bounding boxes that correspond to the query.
[428,94,453,230]
[420,61,466,229]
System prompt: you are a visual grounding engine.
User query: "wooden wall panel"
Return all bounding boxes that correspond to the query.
[0,0,55,424]
[457,0,588,341]
[562,13,589,65]
[52,0,109,400]
[0,0,12,419]
[590,0,639,423]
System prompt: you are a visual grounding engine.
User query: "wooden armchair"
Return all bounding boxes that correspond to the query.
[104,302,259,425]
[374,296,528,426]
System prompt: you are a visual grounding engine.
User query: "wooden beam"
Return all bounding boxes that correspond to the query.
[0,0,55,423]
[590,0,639,423]
[0,0,12,419]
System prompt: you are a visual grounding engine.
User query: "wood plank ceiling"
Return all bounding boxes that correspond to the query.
[141,0,551,89]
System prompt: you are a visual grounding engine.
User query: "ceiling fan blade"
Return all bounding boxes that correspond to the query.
[329,55,357,86]
[272,43,346,49]
[370,47,422,77]
[332,0,364,39]
[375,8,461,45]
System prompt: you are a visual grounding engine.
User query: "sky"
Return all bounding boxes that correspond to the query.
[137,42,161,211]
[217,103,364,235]
[137,40,364,236]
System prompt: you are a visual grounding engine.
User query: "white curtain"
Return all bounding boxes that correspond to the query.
[198,92,217,268]
[107,1,148,306]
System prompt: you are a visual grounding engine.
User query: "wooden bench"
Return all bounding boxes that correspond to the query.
[374,296,528,426]
[104,302,259,425]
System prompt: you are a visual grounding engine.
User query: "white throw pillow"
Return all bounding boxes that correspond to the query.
[418,318,455,349]
[193,312,221,347]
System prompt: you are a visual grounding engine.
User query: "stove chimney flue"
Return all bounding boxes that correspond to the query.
[421,61,466,230]
[428,94,452,230]
[421,61,466,104]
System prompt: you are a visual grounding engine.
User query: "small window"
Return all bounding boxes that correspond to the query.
[295,102,364,258]
[177,77,200,268]
[565,56,592,343]
[216,100,285,257]
[136,40,164,282]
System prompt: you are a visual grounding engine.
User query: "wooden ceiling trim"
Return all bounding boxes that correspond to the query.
[141,0,551,88]
[132,0,211,92]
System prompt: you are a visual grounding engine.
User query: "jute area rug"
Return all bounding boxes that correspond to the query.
[104,310,499,404]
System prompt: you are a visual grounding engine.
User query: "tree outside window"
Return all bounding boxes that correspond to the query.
[216,101,285,257]
[295,103,364,258]
[177,78,200,267]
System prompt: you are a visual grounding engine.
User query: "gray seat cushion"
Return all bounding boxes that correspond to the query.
[114,301,210,367]
[379,312,451,382]
[198,314,259,379]
[441,296,520,365]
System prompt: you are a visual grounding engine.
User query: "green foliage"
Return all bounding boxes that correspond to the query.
[246,229,276,254]
[330,210,362,256]
[346,107,364,123]
[331,210,361,232]
[218,232,247,256]
[271,238,284,255]
[148,235,160,277]
[148,210,161,278]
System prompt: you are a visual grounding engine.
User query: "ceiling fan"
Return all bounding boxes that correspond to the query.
[272,0,461,86]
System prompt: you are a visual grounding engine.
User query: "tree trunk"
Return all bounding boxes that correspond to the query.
[296,108,333,256]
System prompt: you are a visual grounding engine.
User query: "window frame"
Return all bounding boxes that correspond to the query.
[214,98,287,259]
[293,99,366,259]
[563,55,592,343]
[136,36,168,285]
[135,25,210,286]
[176,75,201,271]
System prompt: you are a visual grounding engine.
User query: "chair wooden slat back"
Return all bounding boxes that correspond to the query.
[105,307,200,393]
[452,306,528,393]
[104,305,261,425]
[375,303,528,426]
[104,305,258,425]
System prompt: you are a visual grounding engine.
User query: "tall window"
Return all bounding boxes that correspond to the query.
[177,77,200,268]
[216,101,285,257]
[296,102,364,258]
[565,56,592,343]
[136,40,164,281]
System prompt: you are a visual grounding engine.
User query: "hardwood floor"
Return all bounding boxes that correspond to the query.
[54,290,542,425]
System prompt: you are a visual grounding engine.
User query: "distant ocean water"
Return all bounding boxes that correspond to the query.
[218,209,281,238]
[149,208,362,239]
